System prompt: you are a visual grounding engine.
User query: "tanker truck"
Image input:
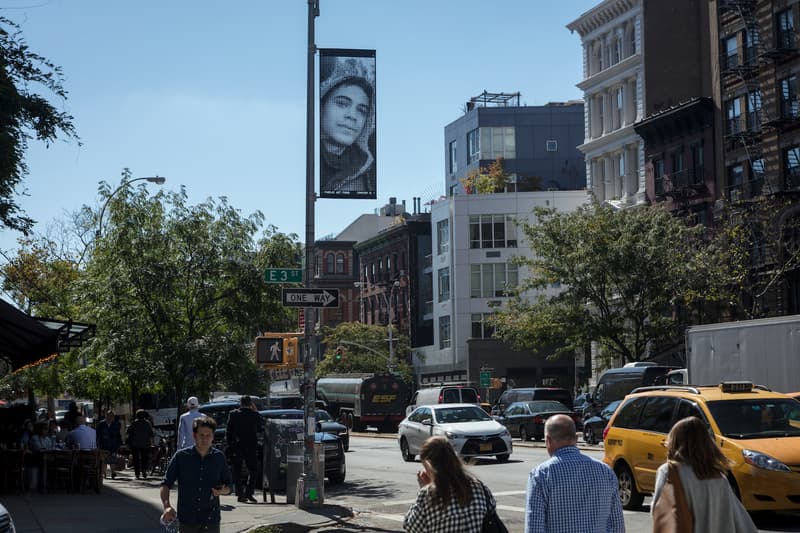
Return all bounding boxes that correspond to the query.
[315,373,410,433]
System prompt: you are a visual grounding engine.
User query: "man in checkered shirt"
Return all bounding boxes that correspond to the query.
[524,414,624,533]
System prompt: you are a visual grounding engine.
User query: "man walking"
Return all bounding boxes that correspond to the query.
[524,414,623,533]
[226,395,262,503]
[160,417,231,533]
[178,396,204,449]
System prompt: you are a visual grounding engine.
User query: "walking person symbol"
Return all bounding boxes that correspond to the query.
[269,340,281,362]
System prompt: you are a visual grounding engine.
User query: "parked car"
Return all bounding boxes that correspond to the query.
[259,408,349,452]
[258,409,346,484]
[603,381,800,511]
[493,400,575,441]
[581,399,621,445]
[198,400,240,450]
[789,391,800,403]
[491,387,573,416]
[398,403,512,463]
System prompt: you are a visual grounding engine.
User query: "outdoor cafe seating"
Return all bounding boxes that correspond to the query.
[39,448,107,493]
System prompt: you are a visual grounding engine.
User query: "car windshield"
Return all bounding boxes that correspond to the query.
[707,399,800,438]
[525,401,569,413]
[198,405,236,429]
[316,410,332,421]
[434,406,491,424]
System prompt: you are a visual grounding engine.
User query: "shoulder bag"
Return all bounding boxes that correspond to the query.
[480,481,508,533]
[652,462,693,533]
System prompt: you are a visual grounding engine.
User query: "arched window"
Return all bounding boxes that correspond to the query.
[326,253,335,274]
[336,253,345,273]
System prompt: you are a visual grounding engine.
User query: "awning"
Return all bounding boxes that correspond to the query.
[0,299,95,376]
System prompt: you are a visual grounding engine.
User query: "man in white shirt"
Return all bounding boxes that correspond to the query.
[66,416,97,450]
[177,396,205,449]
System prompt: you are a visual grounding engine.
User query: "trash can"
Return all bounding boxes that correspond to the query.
[285,441,304,504]
[311,441,325,501]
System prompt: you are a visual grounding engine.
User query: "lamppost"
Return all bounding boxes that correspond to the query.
[96,176,166,237]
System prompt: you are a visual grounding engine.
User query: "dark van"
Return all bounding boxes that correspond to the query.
[491,387,573,416]
[591,365,676,412]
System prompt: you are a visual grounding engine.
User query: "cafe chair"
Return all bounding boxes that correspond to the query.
[43,450,75,493]
[76,449,104,493]
[2,448,26,493]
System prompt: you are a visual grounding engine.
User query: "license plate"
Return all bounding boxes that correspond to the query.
[479,442,492,452]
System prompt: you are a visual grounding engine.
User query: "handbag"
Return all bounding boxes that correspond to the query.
[480,482,509,533]
[652,462,693,533]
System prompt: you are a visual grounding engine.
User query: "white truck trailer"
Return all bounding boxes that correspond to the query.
[685,315,800,393]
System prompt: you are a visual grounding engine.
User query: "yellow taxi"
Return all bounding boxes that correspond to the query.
[602,381,800,511]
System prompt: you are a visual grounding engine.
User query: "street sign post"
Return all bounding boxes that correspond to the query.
[265,268,303,284]
[282,288,339,308]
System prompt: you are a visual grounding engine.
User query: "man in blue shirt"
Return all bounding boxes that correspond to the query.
[160,417,232,533]
[524,414,624,533]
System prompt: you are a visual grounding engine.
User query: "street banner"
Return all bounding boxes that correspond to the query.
[319,49,376,199]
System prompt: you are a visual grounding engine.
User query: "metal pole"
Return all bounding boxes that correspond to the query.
[298,0,322,509]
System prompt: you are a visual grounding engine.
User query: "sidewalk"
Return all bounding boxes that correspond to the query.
[0,473,403,533]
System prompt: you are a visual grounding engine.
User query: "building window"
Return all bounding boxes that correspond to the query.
[728,164,744,201]
[469,214,518,249]
[615,86,624,128]
[777,9,795,49]
[471,313,496,339]
[546,140,558,152]
[437,267,450,302]
[671,150,684,173]
[480,127,515,160]
[628,24,636,56]
[748,90,762,131]
[653,158,665,195]
[751,158,765,196]
[448,140,457,174]
[438,315,451,349]
[744,28,758,65]
[467,128,480,164]
[437,219,449,255]
[470,263,519,298]
[780,75,798,119]
[723,35,738,70]
[691,144,704,185]
[326,253,335,274]
[785,145,800,189]
[726,97,743,134]
[335,253,345,274]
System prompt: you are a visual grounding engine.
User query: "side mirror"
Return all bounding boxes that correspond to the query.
[422,419,433,426]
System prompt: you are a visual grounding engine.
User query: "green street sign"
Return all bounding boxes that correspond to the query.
[265,268,302,284]
[480,371,491,388]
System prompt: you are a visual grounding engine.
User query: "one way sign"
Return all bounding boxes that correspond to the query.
[281,288,340,308]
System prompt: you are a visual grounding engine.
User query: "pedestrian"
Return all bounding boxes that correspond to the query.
[160,416,232,533]
[66,415,97,450]
[64,401,80,430]
[226,395,262,503]
[403,436,499,533]
[319,54,376,197]
[524,414,623,533]
[96,410,123,479]
[652,416,756,533]
[178,396,204,449]
[127,409,154,480]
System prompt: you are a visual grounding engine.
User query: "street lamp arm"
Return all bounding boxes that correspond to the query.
[96,176,166,237]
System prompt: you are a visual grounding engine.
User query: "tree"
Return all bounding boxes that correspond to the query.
[0,17,79,234]
[316,322,413,384]
[460,157,508,194]
[80,174,298,413]
[491,203,736,366]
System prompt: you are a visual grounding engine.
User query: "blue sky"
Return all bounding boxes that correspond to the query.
[0,0,599,254]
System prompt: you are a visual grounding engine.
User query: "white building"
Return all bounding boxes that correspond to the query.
[413,190,589,388]
[568,0,646,207]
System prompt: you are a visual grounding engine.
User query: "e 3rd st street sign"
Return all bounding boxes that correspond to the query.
[264,268,303,284]
[281,288,340,308]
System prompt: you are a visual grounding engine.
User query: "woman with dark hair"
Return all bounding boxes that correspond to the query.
[319,55,376,197]
[126,409,154,480]
[403,436,496,533]
[652,416,756,532]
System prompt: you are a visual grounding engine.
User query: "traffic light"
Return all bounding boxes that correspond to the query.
[284,337,299,365]
[255,336,285,366]
[335,346,344,360]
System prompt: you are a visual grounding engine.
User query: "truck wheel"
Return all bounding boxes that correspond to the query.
[400,438,415,462]
[519,426,530,441]
[346,413,354,431]
[615,463,644,510]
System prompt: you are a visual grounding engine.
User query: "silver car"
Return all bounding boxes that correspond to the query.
[398,403,512,463]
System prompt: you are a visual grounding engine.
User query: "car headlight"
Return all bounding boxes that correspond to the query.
[742,449,791,472]
[444,431,462,439]
[499,428,510,438]
[324,443,338,452]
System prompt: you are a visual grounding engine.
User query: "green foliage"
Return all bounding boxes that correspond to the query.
[0,17,79,234]
[316,322,412,383]
[491,202,737,364]
[460,157,508,194]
